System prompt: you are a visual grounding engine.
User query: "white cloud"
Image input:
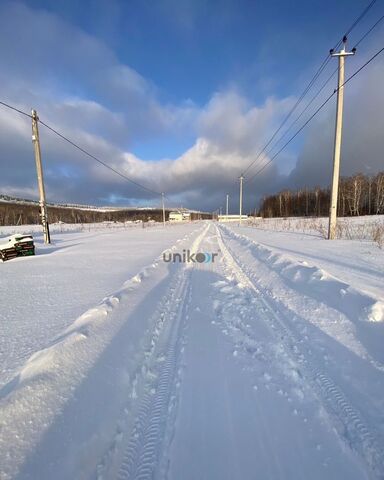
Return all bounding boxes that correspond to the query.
[198,90,294,155]
[0,2,291,210]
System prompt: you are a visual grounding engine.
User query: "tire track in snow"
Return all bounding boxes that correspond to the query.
[116,274,190,480]
[220,225,384,362]
[215,225,384,479]
[114,224,210,480]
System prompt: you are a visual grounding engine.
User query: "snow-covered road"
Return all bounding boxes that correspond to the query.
[1,222,383,479]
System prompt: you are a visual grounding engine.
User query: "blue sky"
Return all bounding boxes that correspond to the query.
[0,0,383,210]
[23,0,368,103]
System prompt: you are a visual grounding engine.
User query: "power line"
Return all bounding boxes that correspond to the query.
[0,101,31,118]
[245,45,384,184]
[353,13,384,49]
[241,56,331,177]
[245,66,339,182]
[271,67,338,150]
[345,0,378,38]
[256,8,384,175]
[0,100,167,199]
[241,0,378,179]
[38,119,163,197]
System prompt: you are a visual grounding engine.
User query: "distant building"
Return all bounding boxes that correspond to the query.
[169,211,191,222]
[217,214,249,222]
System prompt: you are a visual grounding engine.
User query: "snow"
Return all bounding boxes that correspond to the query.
[1,220,383,479]
[0,222,199,387]
[168,266,367,480]
[233,217,384,298]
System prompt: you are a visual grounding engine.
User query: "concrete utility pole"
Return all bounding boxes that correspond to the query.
[31,109,51,244]
[161,192,166,227]
[239,175,244,225]
[226,194,229,216]
[328,36,356,240]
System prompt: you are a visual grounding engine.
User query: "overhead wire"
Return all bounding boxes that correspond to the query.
[244,66,339,183]
[37,119,164,197]
[241,0,379,179]
[345,0,378,37]
[245,6,383,184]
[245,45,384,184]
[0,102,166,199]
[0,101,31,118]
[241,56,332,177]
[353,12,384,49]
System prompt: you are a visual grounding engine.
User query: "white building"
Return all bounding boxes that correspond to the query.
[169,211,191,222]
[217,214,249,222]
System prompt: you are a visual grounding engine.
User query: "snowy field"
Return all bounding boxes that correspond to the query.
[1,219,384,479]
[246,215,384,246]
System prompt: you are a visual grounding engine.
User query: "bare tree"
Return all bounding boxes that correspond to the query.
[259,172,384,218]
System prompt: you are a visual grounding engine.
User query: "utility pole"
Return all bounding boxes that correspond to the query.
[226,194,229,216]
[31,109,51,244]
[328,36,355,239]
[161,192,166,227]
[239,175,244,225]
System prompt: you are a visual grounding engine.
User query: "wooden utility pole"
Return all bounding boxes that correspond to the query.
[239,175,244,225]
[161,192,166,227]
[31,109,51,244]
[328,37,355,239]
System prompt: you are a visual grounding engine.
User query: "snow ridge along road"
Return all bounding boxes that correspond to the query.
[215,225,384,479]
[1,222,383,479]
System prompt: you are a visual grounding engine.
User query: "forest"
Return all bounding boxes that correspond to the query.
[0,200,209,226]
[259,172,384,218]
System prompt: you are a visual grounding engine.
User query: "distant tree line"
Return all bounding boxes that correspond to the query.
[259,172,384,218]
[0,203,210,226]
